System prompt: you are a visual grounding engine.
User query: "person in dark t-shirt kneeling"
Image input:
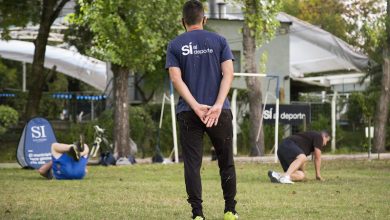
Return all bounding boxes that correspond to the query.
[268,131,330,184]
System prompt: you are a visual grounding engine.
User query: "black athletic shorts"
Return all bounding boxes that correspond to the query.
[277,139,305,172]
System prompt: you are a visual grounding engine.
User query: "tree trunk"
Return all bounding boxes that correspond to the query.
[373,0,390,154]
[68,78,80,122]
[24,0,70,120]
[243,22,265,156]
[112,64,130,158]
[373,50,390,153]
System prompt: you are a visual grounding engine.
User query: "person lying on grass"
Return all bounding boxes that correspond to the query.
[268,130,330,184]
[38,137,89,180]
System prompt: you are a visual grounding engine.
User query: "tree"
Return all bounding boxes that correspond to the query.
[373,0,390,153]
[0,0,40,40]
[239,0,281,156]
[282,0,348,41]
[27,0,70,120]
[0,105,19,135]
[1,0,70,120]
[76,0,184,158]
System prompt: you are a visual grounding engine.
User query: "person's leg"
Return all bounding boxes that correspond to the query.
[51,143,72,159]
[285,154,307,181]
[290,170,305,181]
[80,144,89,174]
[177,111,205,218]
[276,139,306,183]
[206,110,237,214]
[80,144,89,157]
[38,161,53,177]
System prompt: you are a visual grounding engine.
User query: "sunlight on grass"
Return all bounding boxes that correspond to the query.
[0,160,389,219]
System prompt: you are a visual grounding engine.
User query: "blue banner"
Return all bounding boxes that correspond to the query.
[23,118,57,169]
[262,104,311,125]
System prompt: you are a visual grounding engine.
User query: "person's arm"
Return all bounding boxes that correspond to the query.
[169,67,210,122]
[204,59,234,127]
[313,147,324,181]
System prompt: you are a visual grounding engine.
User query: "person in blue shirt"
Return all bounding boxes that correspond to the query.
[38,141,89,180]
[165,1,237,219]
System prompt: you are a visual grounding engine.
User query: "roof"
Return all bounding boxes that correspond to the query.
[0,40,107,91]
[290,77,330,93]
[209,11,370,78]
[278,12,370,77]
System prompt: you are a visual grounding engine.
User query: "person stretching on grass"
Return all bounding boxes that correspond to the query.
[165,1,237,219]
[268,131,330,184]
[38,138,89,180]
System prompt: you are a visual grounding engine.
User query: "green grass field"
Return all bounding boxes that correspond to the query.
[0,159,389,220]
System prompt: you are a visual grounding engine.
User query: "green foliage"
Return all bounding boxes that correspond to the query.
[343,0,387,61]
[346,93,364,126]
[0,0,40,39]
[55,121,96,145]
[0,60,18,89]
[238,0,282,46]
[310,114,330,131]
[75,0,185,72]
[352,92,378,122]
[237,116,283,155]
[0,105,19,135]
[281,0,386,63]
[38,73,69,119]
[91,106,156,157]
[282,0,348,41]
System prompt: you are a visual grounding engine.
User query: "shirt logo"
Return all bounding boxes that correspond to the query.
[181,42,213,56]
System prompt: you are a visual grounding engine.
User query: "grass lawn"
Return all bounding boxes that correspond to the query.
[0,159,389,220]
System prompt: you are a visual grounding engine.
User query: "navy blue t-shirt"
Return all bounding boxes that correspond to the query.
[165,30,234,113]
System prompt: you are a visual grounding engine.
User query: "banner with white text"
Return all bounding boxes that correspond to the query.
[262,104,311,125]
[17,117,57,169]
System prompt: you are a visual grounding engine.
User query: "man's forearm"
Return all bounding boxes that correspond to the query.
[214,60,234,106]
[215,74,233,106]
[314,156,321,177]
[169,67,200,110]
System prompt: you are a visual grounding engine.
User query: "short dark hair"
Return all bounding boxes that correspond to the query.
[182,0,204,25]
[320,130,330,139]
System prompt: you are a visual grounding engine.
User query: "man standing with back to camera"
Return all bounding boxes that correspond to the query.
[165,1,238,219]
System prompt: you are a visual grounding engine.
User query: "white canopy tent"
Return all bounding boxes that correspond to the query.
[0,40,107,91]
[278,12,370,78]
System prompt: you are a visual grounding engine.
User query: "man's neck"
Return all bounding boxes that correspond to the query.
[187,24,203,32]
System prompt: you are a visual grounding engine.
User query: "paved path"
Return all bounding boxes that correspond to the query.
[1,153,389,168]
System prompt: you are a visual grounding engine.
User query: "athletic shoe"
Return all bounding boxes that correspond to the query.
[224,211,238,220]
[193,216,204,220]
[67,144,80,161]
[279,175,294,184]
[75,134,85,153]
[268,170,281,183]
[116,157,131,166]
